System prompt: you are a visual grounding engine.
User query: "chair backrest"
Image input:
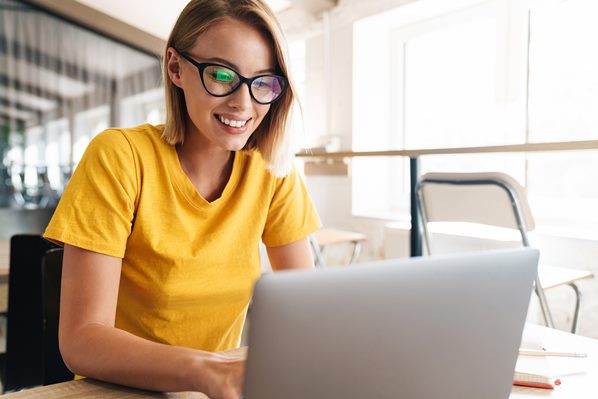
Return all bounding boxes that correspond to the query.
[415,172,535,255]
[41,248,73,385]
[415,171,555,329]
[4,234,58,392]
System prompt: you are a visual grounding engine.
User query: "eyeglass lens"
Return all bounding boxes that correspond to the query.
[203,65,284,103]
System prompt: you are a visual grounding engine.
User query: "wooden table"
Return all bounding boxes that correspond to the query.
[0,379,208,398]
[0,240,8,282]
[1,325,595,398]
[297,139,598,257]
[0,348,247,398]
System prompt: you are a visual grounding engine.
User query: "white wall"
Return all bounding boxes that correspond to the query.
[300,0,416,265]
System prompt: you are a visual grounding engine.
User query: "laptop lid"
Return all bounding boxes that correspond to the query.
[243,248,538,399]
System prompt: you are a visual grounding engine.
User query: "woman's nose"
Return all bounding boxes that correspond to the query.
[227,82,253,110]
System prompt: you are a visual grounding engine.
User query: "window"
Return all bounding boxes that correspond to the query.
[352,0,598,236]
[120,88,166,128]
[73,105,109,164]
[24,126,44,189]
[526,0,598,233]
[0,1,162,208]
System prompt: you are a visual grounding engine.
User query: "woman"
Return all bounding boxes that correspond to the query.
[43,1,320,398]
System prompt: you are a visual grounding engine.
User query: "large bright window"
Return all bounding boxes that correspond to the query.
[526,0,598,233]
[73,105,109,164]
[121,88,166,128]
[352,0,598,236]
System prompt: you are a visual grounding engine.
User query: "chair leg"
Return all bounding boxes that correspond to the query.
[309,235,326,268]
[348,242,362,265]
[535,276,555,329]
[568,283,581,334]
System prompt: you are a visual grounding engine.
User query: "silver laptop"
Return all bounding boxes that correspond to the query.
[243,248,538,399]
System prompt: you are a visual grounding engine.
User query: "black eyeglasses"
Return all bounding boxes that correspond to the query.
[179,52,288,105]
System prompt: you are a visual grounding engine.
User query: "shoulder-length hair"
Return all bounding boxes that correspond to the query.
[162,0,296,176]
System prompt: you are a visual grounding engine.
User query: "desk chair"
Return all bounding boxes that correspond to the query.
[2,235,57,392]
[415,172,593,334]
[0,208,55,309]
[310,228,367,267]
[41,249,73,385]
[0,235,72,392]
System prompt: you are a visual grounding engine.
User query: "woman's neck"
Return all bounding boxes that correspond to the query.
[176,135,235,202]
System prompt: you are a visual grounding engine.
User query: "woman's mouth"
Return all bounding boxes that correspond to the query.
[216,114,250,128]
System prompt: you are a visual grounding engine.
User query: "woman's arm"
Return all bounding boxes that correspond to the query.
[266,237,315,271]
[59,244,244,399]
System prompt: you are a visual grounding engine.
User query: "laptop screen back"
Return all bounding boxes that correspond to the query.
[243,248,538,399]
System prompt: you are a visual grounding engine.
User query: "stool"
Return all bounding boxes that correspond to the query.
[310,228,367,267]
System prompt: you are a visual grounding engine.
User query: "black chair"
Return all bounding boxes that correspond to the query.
[1,234,72,392]
[41,248,73,385]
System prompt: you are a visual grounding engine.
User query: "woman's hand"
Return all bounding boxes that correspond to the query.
[200,354,246,399]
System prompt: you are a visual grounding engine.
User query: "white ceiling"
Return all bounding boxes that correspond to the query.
[74,0,191,40]
[74,0,292,40]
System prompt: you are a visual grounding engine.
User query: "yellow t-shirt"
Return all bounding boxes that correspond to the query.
[44,124,320,352]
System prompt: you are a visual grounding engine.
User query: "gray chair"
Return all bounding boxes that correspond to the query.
[415,172,593,333]
[309,235,327,268]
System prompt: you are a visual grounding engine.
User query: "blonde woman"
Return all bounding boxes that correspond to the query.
[44,1,320,397]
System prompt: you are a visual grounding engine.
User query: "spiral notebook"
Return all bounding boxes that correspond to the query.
[513,356,560,389]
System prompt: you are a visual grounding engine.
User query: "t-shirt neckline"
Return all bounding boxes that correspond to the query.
[167,143,243,209]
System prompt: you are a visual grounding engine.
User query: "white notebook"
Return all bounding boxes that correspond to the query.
[514,356,558,389]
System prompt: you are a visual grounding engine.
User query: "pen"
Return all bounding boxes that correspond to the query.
[519,349,588,358]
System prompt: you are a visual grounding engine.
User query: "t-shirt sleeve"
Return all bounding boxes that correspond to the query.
[44,129,138,258]
[262,164,321,247]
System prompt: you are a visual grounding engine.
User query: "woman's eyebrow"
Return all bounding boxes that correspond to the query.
[204,57,275,75]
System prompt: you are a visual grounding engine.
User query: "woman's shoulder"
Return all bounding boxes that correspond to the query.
[107,123,165,144]
[90,124,169,155]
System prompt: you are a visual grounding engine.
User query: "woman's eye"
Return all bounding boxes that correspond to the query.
[254,79,273,89]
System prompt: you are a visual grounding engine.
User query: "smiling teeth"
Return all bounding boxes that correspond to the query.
[219,115,248,128]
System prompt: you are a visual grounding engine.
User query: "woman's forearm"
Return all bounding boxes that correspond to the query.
[60,323,244,395]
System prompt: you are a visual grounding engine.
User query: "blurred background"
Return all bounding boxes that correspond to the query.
[1,0,598,337]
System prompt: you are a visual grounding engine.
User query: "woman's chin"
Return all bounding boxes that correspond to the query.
[222,136,251,152]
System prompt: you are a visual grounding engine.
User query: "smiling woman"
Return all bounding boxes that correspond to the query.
[161,2,296,178]
[42,1,321,398]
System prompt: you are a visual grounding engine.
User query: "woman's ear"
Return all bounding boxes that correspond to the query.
[166,47,184,88]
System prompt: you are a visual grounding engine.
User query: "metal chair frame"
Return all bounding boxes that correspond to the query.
[415,173,586,333]
[309,230,366,268]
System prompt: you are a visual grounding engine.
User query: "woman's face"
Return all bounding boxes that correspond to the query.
[168,18,276,152]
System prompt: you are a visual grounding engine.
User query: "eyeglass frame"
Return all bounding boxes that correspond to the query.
[178,52,288,105]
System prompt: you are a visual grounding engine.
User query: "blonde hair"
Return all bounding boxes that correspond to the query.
[162,0,296,176]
